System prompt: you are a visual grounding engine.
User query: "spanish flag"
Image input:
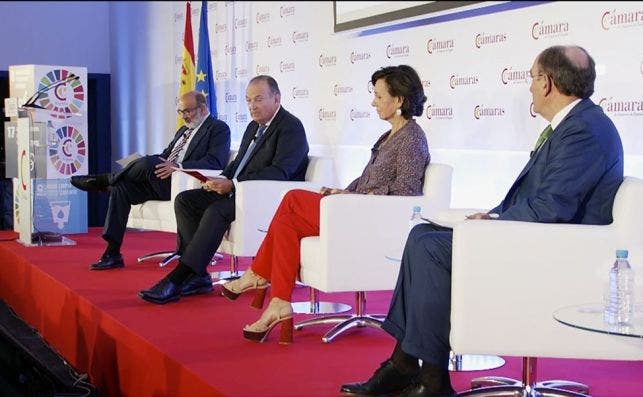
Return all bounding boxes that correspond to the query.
[177,1,195,128]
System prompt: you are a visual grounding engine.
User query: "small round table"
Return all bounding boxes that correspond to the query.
[553,303,643,338]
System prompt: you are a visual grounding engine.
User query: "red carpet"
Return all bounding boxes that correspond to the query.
[0,228,641,396]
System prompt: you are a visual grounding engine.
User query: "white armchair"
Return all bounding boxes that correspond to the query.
[295,163,453,342]
[212,155,337,281]
[450,176,643,396]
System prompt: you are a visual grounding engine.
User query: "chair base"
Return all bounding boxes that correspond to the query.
[458,384,589,397]
[462,376,589,396]
[210,270,245,285]
[295,314,385,343]
[290,301,352,315]
[136,251,179,267]
[448,354,505,372]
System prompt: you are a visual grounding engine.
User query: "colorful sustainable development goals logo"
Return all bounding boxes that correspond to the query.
[37,69,85,119]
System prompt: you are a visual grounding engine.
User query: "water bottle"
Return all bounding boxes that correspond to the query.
[604,249,635,325]
[409,206,424,231]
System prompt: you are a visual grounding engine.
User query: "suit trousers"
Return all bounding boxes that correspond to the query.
[174,188,235,276]
[102,156,170,247]
[252,189,322,301]
[381,223,453,369]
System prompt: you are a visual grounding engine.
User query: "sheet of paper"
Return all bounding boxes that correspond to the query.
[116,152,143,168]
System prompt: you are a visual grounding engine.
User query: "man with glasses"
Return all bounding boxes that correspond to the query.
[340,45,623,397]
[139,75,309,305]
[71,91,231,270]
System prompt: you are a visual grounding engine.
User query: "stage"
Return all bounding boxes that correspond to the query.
[0,228,641,396]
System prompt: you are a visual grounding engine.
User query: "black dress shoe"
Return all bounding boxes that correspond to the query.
[399,381,456,397]
[340,360,417,396]
[138,278,181,304]
[180,273,213,296]
[70,174,110,192]
[89,254,125,270]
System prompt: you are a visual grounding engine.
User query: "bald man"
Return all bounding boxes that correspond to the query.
[71,91,231,270]
[340,45,624,397]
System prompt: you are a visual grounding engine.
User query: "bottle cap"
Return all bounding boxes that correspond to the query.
[616,249,628,258]
[413,206,421,213]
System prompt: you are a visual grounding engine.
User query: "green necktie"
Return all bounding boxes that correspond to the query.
[533,124,553,153]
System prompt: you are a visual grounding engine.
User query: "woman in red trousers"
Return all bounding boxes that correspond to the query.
[222,65,430,343]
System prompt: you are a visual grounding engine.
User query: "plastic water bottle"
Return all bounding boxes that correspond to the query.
[409,206,424,231]
[604,249,635,325]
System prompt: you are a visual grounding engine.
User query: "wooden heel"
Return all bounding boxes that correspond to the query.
[278,317,294,344]
[251,287,268,309]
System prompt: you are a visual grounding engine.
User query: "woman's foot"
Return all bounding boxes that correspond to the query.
[221,268,268,300]
[243,298,294,343]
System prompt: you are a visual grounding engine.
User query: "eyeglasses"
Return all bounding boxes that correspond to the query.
[177,106,199,116]
[529,71,548,81]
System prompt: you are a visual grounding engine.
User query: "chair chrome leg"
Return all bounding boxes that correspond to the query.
[449,353,505,372]
[465,358,590,397]
[535,381,589,395]
[137,250,175,263]
[158,252,180,267]
[211,255,245,285]
[291,287,351,314]
[210,253,224,266]
[321,315,384,343]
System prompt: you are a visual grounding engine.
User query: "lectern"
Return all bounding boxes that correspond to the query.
[4,65,89,246]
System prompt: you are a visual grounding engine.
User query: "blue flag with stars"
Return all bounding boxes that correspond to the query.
[196,0,217,117]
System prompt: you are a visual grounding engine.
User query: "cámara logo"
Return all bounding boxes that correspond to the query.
[475,32,507,48]
[450,74,479,89]
[599,97,643,116]
[319,54,337,67]
[280,5,295,18]
[292,87,309,99]
[318,108,336,121]
[601,8,643,30]
[386,44,410,59]
[256,64,270,75]
[425,104,453,120]
[246,41,259,52]
[235,112,248,123]
[267,36,283,48]
[224,92,237,103]
[280,60,295,73]
[333,84,353,96]
[426,38,454,55]
[531,21,569,40]
[350,51,371,64]
[256,12,270,24]
[501,67,530,85]
[292,31,309,44]
[474,105,505,119]
[350,109,371,121]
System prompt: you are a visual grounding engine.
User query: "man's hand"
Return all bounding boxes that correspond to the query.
[320,186,348,196]
[154,157,177,179]
[202,178,234,195]
[465,212,496,220]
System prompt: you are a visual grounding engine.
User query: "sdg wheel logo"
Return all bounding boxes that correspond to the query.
[49,126,86,175]
[37,69,85,119]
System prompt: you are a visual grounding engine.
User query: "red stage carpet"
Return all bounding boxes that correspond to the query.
[0,228,641,396]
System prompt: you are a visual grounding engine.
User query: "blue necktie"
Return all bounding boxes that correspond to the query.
[233,125,267,179]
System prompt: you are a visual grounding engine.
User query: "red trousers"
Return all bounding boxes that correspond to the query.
[251,189,322,301]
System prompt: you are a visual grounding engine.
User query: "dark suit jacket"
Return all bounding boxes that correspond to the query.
[222,106,309,181]
[491,99,623,225]
[160,115,231,169]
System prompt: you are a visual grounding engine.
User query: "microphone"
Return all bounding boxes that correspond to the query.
[21,74,80,110]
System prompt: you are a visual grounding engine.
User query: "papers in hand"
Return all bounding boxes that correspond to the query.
[116,152,142,168]
[170,166,225,183]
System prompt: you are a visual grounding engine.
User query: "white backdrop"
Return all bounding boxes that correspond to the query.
[115,1,643,208]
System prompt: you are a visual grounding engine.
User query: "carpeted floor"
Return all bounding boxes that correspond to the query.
[0,228,641,396]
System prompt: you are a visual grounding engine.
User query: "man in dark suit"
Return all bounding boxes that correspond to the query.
[340,46,624,397]
[71,91,231,270]
[139,75,309,305]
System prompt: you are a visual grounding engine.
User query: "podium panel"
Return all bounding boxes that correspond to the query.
[6,64,89,246]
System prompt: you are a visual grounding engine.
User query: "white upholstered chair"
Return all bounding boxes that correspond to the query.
[212,155,337,281]
[295,163,453,342]
[450,176,643,396]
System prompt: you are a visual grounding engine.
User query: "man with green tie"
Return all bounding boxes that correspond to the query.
[340,45,624,397]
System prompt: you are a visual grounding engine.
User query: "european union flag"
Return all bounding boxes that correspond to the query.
[195,0,217,117]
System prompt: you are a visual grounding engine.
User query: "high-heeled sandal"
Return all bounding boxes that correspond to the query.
[221,270,268,304]
[243,313,293,344]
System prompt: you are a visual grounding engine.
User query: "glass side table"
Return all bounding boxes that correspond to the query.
[553,303,643,338]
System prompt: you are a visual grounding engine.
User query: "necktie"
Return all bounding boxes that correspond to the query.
[167,128,193,163]
[533,124,553,154]
[233,125,267,179]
